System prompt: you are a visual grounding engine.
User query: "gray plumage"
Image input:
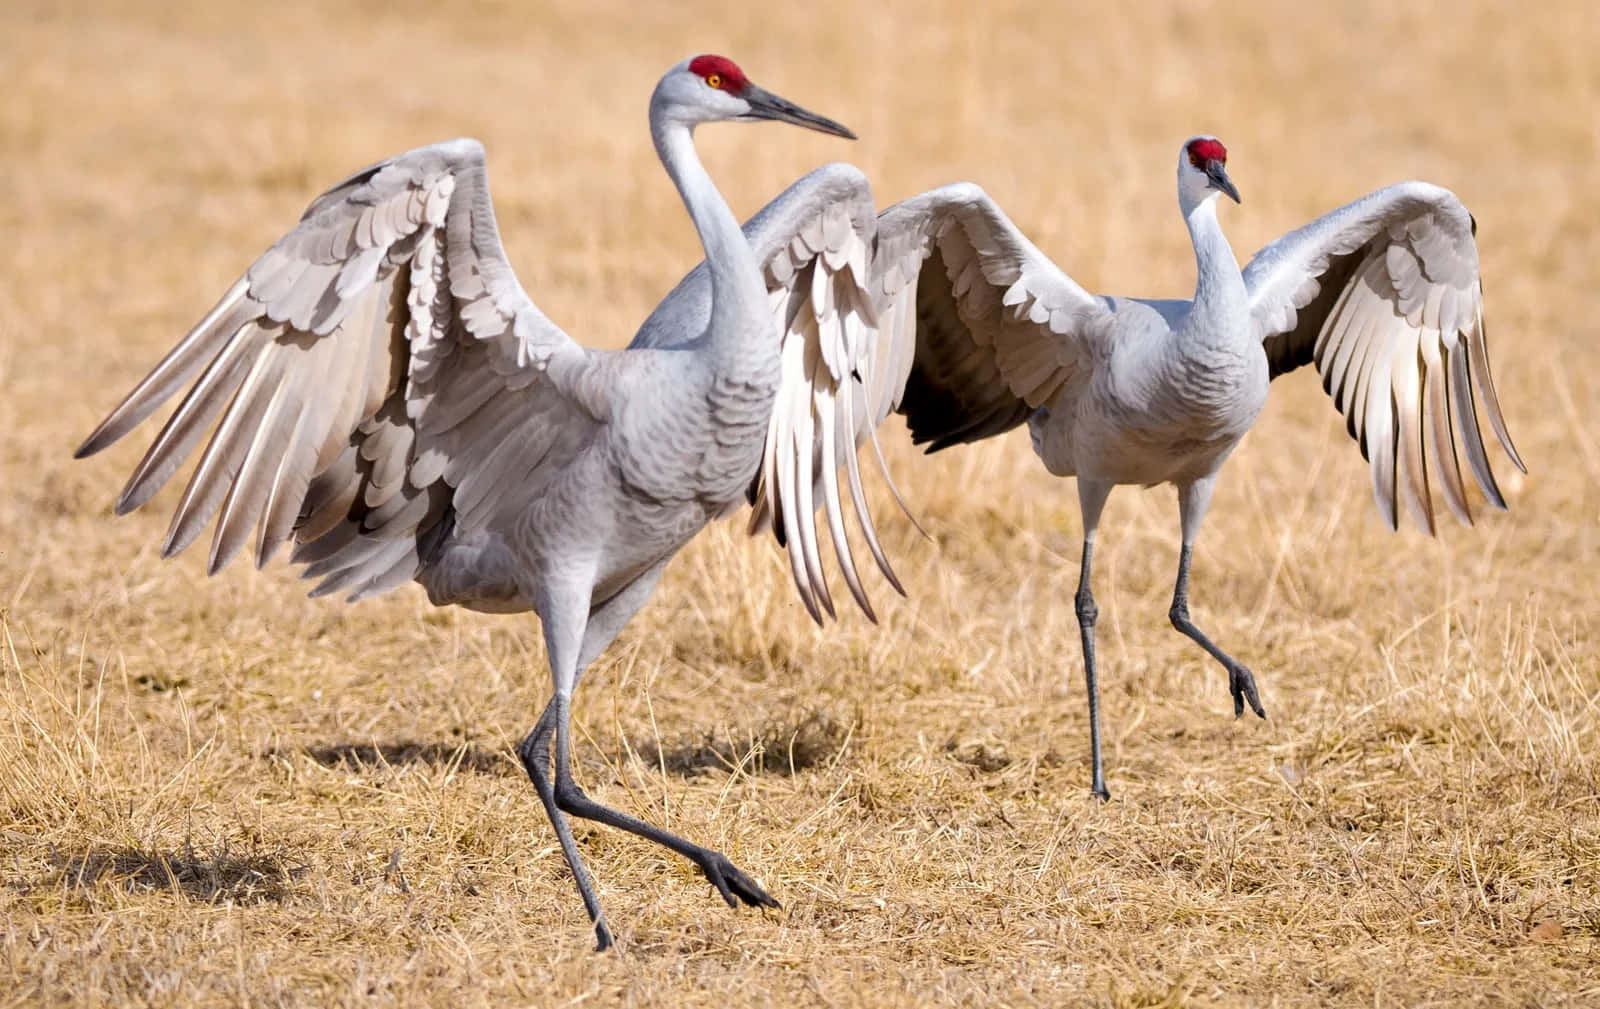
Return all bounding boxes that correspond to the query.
[722,137,1524,801]
[74,55,898,951]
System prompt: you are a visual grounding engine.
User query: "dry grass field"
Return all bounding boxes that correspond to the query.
[2,0,1597,1005]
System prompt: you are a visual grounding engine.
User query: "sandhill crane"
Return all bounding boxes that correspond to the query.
[74,55,901,951]
[717,137,1523,801]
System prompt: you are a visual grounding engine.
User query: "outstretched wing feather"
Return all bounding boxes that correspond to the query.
[1245,181,1523,532]
[76,138,589,601]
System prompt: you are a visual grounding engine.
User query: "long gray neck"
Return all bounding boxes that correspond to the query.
[1180,194,1249,349]
[650,108,769,356]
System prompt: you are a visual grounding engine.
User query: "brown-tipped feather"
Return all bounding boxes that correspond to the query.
[209,364,307,572]
[163,345,294,563]
[75,281,256,460]
[1421,328,1472,526]
[792,327,836,622]
[1390,335,1434,536]
[1447,340,1505,509]
[823,369,875,623]
[1467,306,1527,474]
[115,323,272,515]
[1364,347,1399,531]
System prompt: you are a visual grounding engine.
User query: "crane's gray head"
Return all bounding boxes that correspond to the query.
[1178,136,1240,207]
[652,54,856,139]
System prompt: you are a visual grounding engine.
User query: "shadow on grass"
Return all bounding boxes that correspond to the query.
[274,714,851,783]
[277,740,516,777]
[636,708,855,777]
[45,842,307,904]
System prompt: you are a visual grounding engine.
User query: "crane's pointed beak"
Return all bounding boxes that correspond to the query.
[738,84,856,140]
[1207,160,1241,203]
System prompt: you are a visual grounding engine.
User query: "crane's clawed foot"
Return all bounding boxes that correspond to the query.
[693,849,780,910]
[593,918,615,953]
[1228,661,1266,720]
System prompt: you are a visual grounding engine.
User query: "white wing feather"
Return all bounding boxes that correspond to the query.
[1245,182,1524,532]
[742,166,908,623]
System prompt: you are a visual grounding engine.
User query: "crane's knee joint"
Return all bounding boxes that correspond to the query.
[1075,591,1098,625]
[1169,601,1190,629]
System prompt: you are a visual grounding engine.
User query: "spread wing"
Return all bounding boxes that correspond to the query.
[745,165,904,625]
[646,176,1110,625]
[77,138,596,602]
[639,163,898,624]
[874,183,1110,453]
[752,177,1111,622]
[745,176,1113,624]
[1244,182,1525,533]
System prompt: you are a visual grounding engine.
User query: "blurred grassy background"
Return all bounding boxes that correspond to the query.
[1,1,1596,1005]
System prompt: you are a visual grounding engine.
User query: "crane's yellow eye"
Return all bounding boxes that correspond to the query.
[706,74,722,89]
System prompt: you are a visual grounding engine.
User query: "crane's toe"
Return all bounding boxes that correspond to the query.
[593,918,615,953]
[1229,662,1267,719]
[695,850,781,910]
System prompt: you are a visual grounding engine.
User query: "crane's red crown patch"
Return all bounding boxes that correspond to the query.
[688,55,750,95]
[1186,138,1228,167]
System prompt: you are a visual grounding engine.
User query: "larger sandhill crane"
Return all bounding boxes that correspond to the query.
[710,137,1523,801]
[74,55,901,951]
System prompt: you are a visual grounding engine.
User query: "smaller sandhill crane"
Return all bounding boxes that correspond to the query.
[890,137,1523,799]
[729,137,1524,801]
[75,55,902,951]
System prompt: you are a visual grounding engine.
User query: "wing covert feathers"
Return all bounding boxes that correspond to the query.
[1247,182,1524,533]
[745,170,909,625]
[77,139,581,601]
[882,184,1103,453]
[745,177,1108,623]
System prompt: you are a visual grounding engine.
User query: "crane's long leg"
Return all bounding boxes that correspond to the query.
[518,574,612,951]
[554,563,778,913]
[518,559,777,952]
[1074,478,1114,801]
[1170,477,1266,719]
[519,564,671,813]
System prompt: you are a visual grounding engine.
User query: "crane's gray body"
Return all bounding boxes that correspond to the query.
[419,340,776,618]
[1028,292,1269,489]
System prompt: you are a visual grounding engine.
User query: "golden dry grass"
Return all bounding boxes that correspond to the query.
[2,0,1598,1005]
